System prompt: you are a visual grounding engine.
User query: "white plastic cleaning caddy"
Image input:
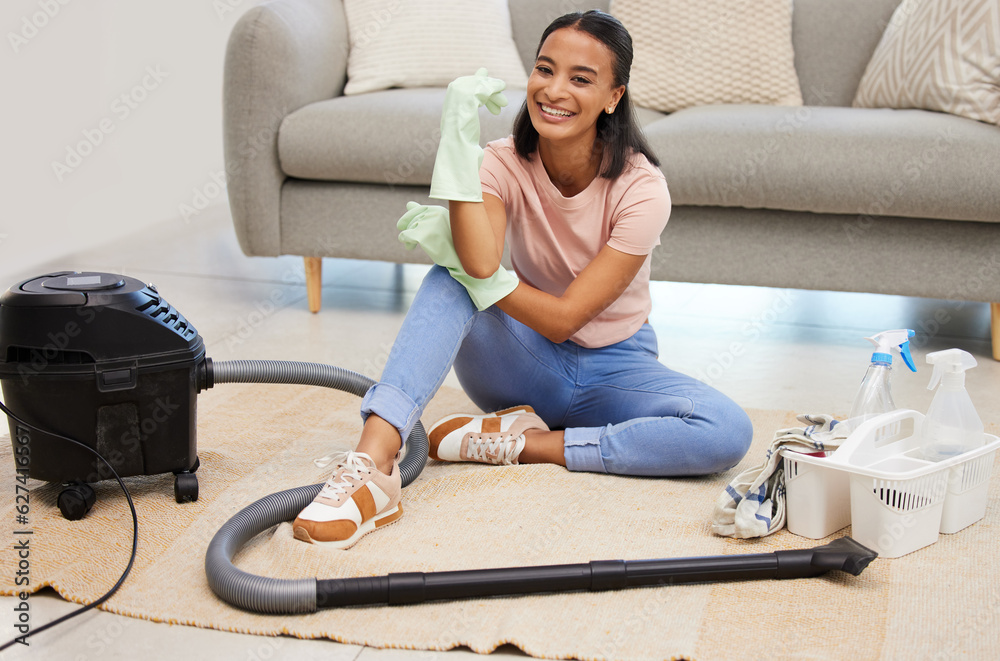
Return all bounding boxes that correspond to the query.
[782,409,1000,558]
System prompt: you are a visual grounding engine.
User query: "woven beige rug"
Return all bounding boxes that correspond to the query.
[2,382,998,660]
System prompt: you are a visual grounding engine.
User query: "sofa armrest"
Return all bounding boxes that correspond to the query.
[223,0,348,256]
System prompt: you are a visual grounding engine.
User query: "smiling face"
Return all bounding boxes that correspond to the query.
[527,27,625,148]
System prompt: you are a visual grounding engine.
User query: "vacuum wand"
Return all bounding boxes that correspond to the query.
[316,537,876,608]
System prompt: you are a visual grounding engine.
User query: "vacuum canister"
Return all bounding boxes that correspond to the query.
[0,271,206,514]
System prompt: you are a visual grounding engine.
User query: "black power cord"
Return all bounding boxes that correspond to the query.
[0,399,138,653]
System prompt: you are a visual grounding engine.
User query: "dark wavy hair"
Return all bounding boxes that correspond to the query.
[512,10,659,179]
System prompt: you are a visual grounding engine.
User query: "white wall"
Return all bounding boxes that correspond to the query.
[1,0,266,281]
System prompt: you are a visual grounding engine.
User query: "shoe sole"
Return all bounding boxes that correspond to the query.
[293,503,403,550]
[428,405,535,461]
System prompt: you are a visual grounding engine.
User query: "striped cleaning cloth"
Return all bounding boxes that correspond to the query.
[711,413,850,538]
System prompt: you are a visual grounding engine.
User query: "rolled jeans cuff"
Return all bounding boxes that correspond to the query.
[360,382,420,449]
[563,426,607,474]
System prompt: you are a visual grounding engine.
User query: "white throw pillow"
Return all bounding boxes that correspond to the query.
[609,0,803,112]
[343,0,528,96]
[853,0,1000,125]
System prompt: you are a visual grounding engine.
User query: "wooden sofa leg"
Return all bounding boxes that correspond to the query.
[304,257,322,313]
[992,302,1000,361]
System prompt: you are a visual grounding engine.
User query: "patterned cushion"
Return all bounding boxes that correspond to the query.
[342,0,528,96]
[853,0,1000,125]
[609,0,802,112]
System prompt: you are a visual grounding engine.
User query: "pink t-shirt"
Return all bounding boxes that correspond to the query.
[480,136,671,348]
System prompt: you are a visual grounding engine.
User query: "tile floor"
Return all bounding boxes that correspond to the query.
[1,203,997,660]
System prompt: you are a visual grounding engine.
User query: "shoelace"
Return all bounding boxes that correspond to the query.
[467,432,523,464]
[313,450,373,500]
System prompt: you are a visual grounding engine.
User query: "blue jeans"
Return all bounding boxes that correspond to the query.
[360,266,753,477]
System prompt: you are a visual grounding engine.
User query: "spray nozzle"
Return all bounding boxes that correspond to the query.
[864,329,917,372]
[926,348,977,390]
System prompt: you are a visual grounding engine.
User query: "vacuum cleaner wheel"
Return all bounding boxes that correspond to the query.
[174,472,199,503]
[57,483,96,521]
[172,455,200,504]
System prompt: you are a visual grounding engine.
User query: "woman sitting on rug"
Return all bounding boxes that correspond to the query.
[292,10,753,549]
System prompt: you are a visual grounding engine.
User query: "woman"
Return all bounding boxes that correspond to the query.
[292,10,753,549]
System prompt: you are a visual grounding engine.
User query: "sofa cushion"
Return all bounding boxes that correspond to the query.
[279,88,527,185]
[644,104,1000,223]
[610,0,802,112]
[342,0,528,96]
[853,0,1000,125]
[280,89,1000,225]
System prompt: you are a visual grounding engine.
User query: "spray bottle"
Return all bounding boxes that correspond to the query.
[847,329,917,430]
[921,348,984,461]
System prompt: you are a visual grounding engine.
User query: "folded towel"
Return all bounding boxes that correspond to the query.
[711,413,850,539]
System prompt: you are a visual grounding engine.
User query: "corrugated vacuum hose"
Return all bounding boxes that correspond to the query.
[204,358,428,614]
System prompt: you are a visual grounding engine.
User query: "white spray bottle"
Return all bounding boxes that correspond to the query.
[921,348,984,462]
[847,329,917,430]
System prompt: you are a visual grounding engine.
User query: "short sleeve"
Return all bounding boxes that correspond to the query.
[480,142,509,202]
[606,168,672,256]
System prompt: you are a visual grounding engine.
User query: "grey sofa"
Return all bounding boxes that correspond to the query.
[223,0,1000,358]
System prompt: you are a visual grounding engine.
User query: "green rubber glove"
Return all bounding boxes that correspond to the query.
[428,68,508,203]
[397,202,518,310]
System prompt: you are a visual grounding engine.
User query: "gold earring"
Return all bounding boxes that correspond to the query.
[606,106,614,114]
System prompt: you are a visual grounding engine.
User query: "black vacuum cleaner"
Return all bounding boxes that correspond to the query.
[0,271,877,621]
[0,272,204,518]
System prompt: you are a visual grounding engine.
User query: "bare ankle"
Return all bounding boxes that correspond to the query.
[357,415,402,474]
[518,429,566,466]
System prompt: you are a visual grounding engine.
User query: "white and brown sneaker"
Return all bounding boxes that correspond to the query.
[292,451,402,549]
[428,405,549,465]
